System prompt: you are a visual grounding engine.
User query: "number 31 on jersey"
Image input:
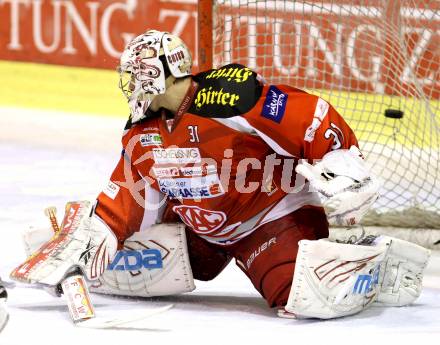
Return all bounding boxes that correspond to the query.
[188,125,200,142]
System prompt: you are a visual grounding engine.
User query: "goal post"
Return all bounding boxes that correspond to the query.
[198,0,214,71]
[198,0,440,249]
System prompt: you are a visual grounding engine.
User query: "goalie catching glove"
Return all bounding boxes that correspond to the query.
[296,145,380,226]
[10,201,118,289]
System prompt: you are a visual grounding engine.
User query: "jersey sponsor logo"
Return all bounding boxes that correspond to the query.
[103,180,120,200]
[152,167,179,178]
[158,175,224,199]
[173,205,227,234]
[194,87,240,110]
[140,133,162,147]
[180,165,217,177]
[189,64,261,118]
[153,148,201,164]
[304,98,330,142]
[205,66,254,83]
[107,249,163,271]
[261,85,288,123]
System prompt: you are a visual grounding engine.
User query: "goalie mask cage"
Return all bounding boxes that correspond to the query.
[198,0,440,249]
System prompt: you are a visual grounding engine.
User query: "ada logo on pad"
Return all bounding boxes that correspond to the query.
[261,85,288,123]
[107,249,163,271]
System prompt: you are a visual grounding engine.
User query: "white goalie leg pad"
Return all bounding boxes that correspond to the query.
[10,201,118,286]
[284,238,388,319]
[374,236,430,307]
[89,223,195,297]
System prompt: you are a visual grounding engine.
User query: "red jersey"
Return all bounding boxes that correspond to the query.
[95,64,358,246]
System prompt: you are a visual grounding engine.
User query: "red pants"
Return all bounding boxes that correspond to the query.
[185,206,329,307]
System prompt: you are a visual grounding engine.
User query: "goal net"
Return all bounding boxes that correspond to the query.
[199,0,440,248]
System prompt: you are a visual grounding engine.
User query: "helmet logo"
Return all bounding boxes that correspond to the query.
[167,50,185,64]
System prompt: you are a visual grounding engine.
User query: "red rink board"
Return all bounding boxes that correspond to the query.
[0,0,438,98]
[0,0,199,69]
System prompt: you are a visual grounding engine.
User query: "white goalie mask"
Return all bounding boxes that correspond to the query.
[118,30,192,122]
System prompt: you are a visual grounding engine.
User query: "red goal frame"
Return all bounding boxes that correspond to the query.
[198,0,214,71]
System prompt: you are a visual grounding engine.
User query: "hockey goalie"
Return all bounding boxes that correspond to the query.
[10,30,430,320]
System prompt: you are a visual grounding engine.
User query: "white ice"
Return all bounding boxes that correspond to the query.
[0,107,439,344]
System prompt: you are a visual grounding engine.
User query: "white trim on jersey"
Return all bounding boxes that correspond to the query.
[210,117,258,135]
[139,183,167,231]
[199,189,322,246]
[259,187,322,225]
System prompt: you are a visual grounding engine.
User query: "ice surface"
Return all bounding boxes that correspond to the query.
[0,107,439,344]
